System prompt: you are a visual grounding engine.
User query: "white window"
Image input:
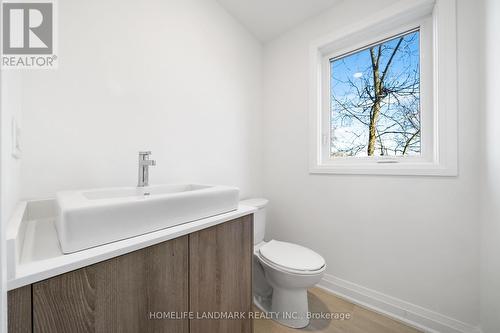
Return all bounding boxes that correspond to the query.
[309,0,457,176]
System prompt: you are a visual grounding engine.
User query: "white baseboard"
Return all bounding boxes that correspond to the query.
[317,274,482,333]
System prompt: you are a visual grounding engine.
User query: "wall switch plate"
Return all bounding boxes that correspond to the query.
[11,118,21,159]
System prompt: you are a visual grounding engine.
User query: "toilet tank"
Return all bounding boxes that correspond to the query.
[240,198,269,244]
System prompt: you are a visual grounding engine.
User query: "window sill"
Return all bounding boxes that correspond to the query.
[309,162,458,176]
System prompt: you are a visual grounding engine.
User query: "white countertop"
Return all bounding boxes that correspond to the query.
[7,202,256,290]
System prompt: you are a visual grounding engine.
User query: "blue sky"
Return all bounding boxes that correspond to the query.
[330,30,421,157]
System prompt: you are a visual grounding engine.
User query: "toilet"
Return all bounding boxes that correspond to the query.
[240,198,326,329]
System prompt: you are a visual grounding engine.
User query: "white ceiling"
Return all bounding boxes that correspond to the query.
[216,0,341,42]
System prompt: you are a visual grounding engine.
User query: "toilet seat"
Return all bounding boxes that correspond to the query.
[258,240,325,275]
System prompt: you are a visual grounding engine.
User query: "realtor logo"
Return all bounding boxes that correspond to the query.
[2,1,57,68]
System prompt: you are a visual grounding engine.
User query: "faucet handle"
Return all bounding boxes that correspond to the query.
[139,151,153,160]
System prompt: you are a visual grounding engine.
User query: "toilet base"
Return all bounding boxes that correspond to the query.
[272,286,310,328]
[253,288,310,329]
[253,294,272,313]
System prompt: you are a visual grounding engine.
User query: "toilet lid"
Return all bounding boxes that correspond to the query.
[259,240,325,272]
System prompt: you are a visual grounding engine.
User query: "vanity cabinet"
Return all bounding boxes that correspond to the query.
[33,236,189,333]
[7,215,253,333]
[189,215,253,333]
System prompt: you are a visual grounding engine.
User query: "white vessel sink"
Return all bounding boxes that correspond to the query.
[55,184,239,253]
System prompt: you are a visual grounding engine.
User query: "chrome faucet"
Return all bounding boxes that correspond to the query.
[137,151,156,187]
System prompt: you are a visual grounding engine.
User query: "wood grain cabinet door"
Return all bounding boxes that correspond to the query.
[189,215,253,333]
[8,285,32,333]
[32,236,189,333]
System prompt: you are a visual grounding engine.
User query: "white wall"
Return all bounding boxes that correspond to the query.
[480,0,500,331]
[0,70,23,332]
[6,0,494,330]
[263,0,481,326]
[19,0,263,200]
[1,72,22,224]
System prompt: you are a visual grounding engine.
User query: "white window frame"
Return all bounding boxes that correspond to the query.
[309,0,458,176]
